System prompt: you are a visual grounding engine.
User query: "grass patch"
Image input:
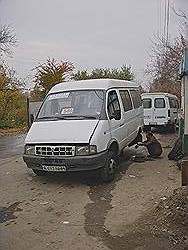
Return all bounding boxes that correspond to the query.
[0,127,27,136]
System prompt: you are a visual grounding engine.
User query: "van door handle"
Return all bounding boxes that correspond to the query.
[120,123,124,127]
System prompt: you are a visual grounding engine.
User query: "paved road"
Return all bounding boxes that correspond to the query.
[0,134,26,159]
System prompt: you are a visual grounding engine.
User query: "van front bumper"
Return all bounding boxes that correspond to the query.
[23,150,108,172]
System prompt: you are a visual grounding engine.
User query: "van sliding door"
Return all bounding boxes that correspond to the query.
[119,90,135,146]
[107,90,125,147]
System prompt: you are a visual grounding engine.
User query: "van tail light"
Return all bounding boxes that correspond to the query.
[168,110,170,117]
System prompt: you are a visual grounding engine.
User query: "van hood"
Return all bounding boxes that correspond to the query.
[25,120,99,144]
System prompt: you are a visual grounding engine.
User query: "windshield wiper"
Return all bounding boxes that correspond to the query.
[37,116,65,121]
[37,115,97,121]
[59,115,97,120]
[79,115,97,119]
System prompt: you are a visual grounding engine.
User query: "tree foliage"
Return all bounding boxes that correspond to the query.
[72,65,134,81]
[0,63,26,129]
[31,58,74,101]
[0,63,22,90]
[146,34,185,99]
[0,25,17,56]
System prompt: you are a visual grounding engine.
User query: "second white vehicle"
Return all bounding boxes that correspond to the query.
[141,92,179,132]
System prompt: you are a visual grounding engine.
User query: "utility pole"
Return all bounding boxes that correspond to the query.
[163,0,170,45]
[181,28,188,185]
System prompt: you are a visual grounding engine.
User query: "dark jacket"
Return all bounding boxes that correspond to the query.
[142,136,162,157]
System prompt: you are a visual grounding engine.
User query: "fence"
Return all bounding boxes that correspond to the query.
[27,99,42,128]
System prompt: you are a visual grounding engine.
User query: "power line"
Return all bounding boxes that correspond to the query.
[158,0,163,38]
[166,0,170,44]
[164,0,167,39]
[163,0,170,45]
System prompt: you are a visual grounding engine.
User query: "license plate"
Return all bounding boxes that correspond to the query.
[42,165,66,172]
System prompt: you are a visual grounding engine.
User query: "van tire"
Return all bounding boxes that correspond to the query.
[136,132,143,143]
[100,151,118,182]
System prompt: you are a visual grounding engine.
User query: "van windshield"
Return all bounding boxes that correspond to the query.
[37,90,104,120]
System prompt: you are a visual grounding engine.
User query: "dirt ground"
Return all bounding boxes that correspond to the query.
[0,132,187,250]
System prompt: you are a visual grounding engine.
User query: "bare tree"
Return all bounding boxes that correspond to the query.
[172,8,188,37]
[145,8,188,99]
[145,35,185,99]
[0,25,17,56]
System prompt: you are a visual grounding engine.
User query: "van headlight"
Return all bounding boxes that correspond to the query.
[75,145,97,156]
[25,145,35,155]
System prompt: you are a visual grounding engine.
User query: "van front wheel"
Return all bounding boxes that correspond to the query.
[100,151,118,182]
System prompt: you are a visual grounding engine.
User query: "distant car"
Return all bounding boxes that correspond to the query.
[23,79,143,182]
[141,92,179,132]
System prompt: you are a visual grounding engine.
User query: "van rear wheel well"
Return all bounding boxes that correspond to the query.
[138,127,142,134]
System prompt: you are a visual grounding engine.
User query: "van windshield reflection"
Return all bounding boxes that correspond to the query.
[37,90,104,121]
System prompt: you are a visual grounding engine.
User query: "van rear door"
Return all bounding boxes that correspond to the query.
[142,97,153,125]
[168,97,179,123]
[153,96,168,125]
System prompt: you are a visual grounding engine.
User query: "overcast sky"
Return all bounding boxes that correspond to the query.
[0,0,187,88]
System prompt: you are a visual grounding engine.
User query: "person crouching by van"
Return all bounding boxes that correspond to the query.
[138,132,163,158]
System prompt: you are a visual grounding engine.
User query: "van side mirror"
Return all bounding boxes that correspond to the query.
[113,110,121,120]
[30,114,34,124]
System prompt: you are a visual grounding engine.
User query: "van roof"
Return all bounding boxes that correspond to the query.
[49,79,138,94]
[141,92,178,99]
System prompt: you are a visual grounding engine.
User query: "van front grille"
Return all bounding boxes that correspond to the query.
[35,146,75,156]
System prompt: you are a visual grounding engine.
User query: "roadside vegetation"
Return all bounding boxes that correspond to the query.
[0,25,27,132]
[30,60,135,101]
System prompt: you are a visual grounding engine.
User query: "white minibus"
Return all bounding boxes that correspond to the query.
[141,92,179,132]
[23,79,143,182]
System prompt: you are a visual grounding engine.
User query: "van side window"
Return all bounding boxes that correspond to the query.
[154,98,165,108]
[169,97,178,109]
[119,90,133,112]
[169,98,174,108]
[142,98,152,108]
[130,90,142,108]
[107,91,121,119]
[175,100,179,109]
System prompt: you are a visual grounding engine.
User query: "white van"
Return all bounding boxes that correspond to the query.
[23,79,143,182]
[141,92,179,131]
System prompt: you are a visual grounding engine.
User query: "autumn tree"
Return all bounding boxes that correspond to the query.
[0,23,25,129]
[31,58,74,101]
[0,63,26,129]
[72,65,134,81]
